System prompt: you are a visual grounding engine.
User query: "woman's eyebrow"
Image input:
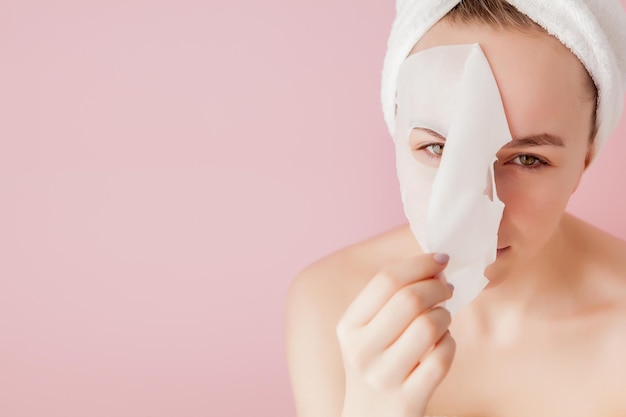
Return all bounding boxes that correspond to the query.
[503,134,565,148]
[414,128,565,148]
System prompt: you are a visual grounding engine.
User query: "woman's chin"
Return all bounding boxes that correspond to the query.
[483,247,512,287]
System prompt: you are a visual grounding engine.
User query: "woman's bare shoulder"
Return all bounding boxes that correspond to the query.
[565,213,626,267]
[288,223,420,307]
[569,216,626,398]
[564,213,626,304]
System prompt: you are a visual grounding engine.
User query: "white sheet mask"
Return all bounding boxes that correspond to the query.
[394,43,513,315]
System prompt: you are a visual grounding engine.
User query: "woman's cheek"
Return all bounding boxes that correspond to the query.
[495,167,567,240]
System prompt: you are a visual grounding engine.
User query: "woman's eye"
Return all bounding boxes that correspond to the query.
[511,154,546,168]
[423,143,444,156]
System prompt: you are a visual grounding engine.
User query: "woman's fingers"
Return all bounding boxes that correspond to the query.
[369,307,452,387]
[360,307,451,387]
[362,279,453,353]
[338,253,449,330]
[404,330,457,402]
[337,254,456,417]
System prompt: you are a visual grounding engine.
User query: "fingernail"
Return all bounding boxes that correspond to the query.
[447,283,454,292]
[433,253,449,264]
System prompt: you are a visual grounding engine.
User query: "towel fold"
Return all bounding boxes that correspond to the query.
[381,0,626,158]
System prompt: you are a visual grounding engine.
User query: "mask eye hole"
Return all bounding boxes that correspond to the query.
[409,127,446,166]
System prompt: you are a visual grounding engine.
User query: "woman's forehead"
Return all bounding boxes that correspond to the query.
[407,21,594,143]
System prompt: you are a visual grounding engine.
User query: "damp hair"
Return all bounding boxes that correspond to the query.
[444,0,542,30]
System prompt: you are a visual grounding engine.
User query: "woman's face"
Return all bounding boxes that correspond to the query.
[408,20,595,280]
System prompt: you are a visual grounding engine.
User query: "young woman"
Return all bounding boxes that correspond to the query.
[286,1,626,416]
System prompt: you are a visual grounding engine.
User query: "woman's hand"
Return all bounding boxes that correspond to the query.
[336,253,455,417]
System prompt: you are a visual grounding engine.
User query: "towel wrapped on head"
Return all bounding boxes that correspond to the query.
[381,0,626,159]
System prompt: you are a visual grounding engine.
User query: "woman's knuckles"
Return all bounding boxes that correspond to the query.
[364,366,396,391]
[374,254,443,293]
[345,350,368,372]
[415,313,444,343]
[335,319,353,343]
[374,269,405,294]
[341,336,376,371]
[391,280,449,316]
[431,307,452,331]
[392,286,428,316]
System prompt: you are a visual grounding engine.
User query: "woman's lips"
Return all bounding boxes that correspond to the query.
[497,246,510,256]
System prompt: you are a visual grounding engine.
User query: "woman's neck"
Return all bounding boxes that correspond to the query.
[463,215,590,340]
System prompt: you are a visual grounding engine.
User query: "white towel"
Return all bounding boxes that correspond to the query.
[381,0,626,158]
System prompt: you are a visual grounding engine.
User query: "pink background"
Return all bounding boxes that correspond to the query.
[1,1,625,416]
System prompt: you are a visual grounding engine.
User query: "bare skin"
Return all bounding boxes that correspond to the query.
[286,219,626,417]
[286,20,626,417]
